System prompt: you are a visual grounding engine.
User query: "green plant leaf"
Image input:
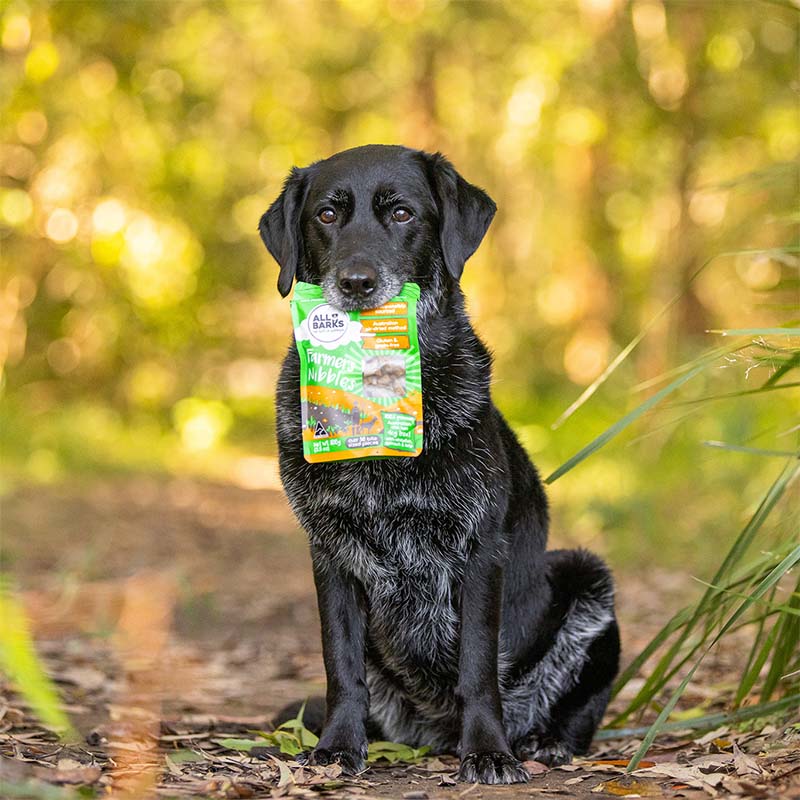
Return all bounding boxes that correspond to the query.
[545,363,707,484]
[0,582,76,739]
[675,381,800,406]
[702,441,800,458]
[613,461,800,723]
[598,692,800,740]
[367,741,430,764]
[707,328,800,336]
[763,351,800,386]
[214,737,265,752]
[552,247,797,429]
[611,606,693,699]
[626,541,800,771]
[274,700,320,748]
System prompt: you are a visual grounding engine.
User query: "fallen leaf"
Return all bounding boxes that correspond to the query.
[264,753,294,788]
[56,758,84,771]
[695,727,731,746]
[47,764,102,785]
[588,763,627,774]
[732,742,763,777]
[592,777,662,796]
[690,753,734,772]
[722,777,770,797]
[701,772,729,788]
[636,763,708,789]
[417,757,453,772]
[522,759,549,775]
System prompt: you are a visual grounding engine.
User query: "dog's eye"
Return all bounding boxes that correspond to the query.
[392,207,413,223]
[318,208,337,224]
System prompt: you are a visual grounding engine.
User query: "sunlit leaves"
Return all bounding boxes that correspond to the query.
[172,397,233,451]
[0,582,75,738]
[1,0,796,550]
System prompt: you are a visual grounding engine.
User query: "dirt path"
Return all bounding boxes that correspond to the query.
[2,478,798,799]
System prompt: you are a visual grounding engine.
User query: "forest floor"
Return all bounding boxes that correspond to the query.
[2,477,799,800]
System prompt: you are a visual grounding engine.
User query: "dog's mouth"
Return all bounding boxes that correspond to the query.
[325,293,393,313]
[321,275,403,314]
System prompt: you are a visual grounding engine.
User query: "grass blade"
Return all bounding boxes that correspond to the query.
[552,247,798,429]
[598,693,800,741]
[702,441,800,458]
[545,364,706,484]
[675,381,800,406]
[760,572,800,701]
[626,542,800,771]
[632,343,745,393]
[708,328,800,336]
[614,461,800,722]
[763,351,800,387]
[611,607,693,699]
[735,582,779,707]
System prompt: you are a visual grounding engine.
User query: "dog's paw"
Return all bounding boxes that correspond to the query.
[514,734,573,767]
[296,746,366,775]
[457,751,530,784]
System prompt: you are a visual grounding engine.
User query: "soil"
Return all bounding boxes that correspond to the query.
[2,477,798,799]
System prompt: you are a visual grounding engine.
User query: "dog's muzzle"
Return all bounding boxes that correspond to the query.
[336,263,377,302]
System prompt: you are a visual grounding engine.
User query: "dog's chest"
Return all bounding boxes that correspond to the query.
[299,455,492,583]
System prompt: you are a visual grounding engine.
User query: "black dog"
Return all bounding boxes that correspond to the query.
[260,145,619,785]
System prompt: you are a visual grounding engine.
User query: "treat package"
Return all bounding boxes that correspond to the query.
[289,281,423,463]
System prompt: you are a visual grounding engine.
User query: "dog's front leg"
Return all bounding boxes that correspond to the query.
[456,552,530,784]
[297,551,369,775]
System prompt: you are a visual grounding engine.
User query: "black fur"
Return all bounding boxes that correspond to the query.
[261,145,619,784]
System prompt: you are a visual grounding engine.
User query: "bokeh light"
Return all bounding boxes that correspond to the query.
[0,0,796,568]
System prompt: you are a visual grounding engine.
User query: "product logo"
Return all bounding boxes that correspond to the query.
[307,304,349,344]
[294,304,362,350]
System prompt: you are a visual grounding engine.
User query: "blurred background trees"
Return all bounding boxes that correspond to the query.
[1,0,797,569]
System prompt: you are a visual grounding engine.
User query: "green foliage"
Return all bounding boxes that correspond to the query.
[545,361,708,484]
[625,539,800,771]
[216,702,318,757]
[218,734,431,765]
[262,703,321,755]
[0,581,75,738]
[1,0,797,569]
[214,737,268,753]
[366,741,431,765]
[595,693,800,741]
[216,701,429,764]
[546,230,799,758]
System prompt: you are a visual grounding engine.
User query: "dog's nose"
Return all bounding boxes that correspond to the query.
[337,265,377,299]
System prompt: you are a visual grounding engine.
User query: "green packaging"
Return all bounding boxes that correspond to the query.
[289,282,424,463]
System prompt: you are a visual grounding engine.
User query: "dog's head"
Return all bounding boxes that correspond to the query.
[259,145,496,311]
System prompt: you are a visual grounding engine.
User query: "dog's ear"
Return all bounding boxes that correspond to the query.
[259,167,310,297]
[423,152,497,280]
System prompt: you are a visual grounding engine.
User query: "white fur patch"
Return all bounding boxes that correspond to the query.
[500,579,615,742]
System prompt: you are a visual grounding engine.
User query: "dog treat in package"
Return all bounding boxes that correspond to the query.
[290,282,423,463]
